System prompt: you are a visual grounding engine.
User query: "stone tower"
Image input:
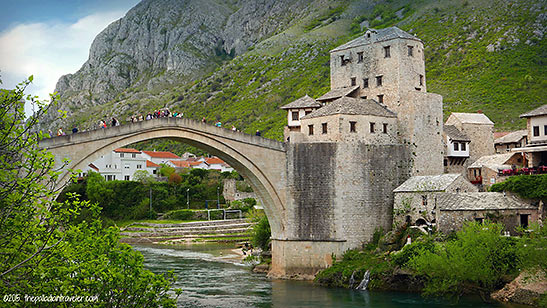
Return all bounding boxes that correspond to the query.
[329,27,444,175]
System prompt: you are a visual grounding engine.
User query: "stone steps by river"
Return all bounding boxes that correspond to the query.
[120,218,254,244]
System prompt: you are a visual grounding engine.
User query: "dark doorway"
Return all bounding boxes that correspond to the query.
[520,214,529,228]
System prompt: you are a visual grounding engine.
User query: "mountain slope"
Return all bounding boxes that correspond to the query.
[43,0,546,138]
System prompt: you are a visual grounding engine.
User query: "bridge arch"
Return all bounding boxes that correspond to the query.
[41,118,288,239]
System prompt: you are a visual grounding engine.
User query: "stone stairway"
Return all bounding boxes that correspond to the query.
[119,218,254,244]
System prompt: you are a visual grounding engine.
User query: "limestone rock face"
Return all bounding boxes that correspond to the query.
[491,269,547,306]
[43,0,314,130]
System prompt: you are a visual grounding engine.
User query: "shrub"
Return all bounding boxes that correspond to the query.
[490,174,547,201]
[408,221,521,297]
[163,209,197,220]
[249,213,271,250]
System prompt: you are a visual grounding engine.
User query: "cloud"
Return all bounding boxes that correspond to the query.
[0,10,128,115]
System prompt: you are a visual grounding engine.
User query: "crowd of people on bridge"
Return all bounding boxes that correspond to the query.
[52,107,263,138]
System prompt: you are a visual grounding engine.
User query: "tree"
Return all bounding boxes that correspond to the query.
[0,78,177,306]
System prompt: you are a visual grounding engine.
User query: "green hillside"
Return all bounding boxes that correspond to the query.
[65,0,546,141]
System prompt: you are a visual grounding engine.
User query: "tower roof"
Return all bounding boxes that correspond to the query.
[316,86,360,102]
[301,97,396,119]
[331,27,421,53]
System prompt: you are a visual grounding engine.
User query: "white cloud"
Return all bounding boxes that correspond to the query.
[0,10,128,115]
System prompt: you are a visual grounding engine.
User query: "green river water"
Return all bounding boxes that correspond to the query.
[133,243,523,308]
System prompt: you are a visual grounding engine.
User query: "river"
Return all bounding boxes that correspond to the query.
[133,243,521,308]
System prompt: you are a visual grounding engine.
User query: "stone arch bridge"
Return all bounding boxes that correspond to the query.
[40,117,409,279]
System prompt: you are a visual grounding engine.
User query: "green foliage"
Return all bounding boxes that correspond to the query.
[490,174,547,201]
[408,221,520,297]
[0,78,176,306]
[236,180,254,192]
[391,236,435,267]
[248,212,271,250]
[303,5,346,32]
[518,223,547,273]
[163,209,196,220]
[229,198,256,213]
[159,164,175,177]
[315,249,392,289]
[134,169,156,183]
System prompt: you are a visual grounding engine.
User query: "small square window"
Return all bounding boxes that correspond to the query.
[351,77,356,86]
[357,52,363,63]
[308,124,314,136]
[408,46,414,57]
[322,123,328,134]
[383,123,388,134]
[124,175,130,181]
[137,164,142,169]
[419,74,424,86]
[120,153,124,158]
[132,153,136,158]
[292,111,299,121]
[384,46,390,58]
[454,142,459,151]
[370,122,375,133]
[377,94,384,104]
[376,75,383,86]
[533,126,539,136]
[350,121,357,133]
[363,78,369,88]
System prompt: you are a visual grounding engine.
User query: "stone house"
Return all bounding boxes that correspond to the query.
[280,95,322,137]
[443,125,470,174]
[298,97,398,144]
[514,104,547,167]
[445,112,495,164]
[393,174,478,228]
[436,192,542,235]
[494,130,527,153]
[467,152,524,188]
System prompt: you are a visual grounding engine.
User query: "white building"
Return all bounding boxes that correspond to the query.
[85,148,160,181]
[142,150,183,165]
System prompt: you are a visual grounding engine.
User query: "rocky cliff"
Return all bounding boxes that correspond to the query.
[43,0,327,130]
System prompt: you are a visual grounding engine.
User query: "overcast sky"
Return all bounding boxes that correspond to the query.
[0,0,140,114]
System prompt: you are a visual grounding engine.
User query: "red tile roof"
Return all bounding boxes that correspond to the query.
[142,150,181,159]
[171,160,203,168]
[205,157,225,165]
[493,132,511,139]
[146,160,160,168]
[114,148,141,153]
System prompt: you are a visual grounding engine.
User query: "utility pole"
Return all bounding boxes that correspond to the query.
[149,186,152,218]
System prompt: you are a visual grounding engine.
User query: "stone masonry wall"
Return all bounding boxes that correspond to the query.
[334,142,411,248]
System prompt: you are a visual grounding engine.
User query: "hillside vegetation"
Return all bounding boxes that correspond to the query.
[55,0,546,141]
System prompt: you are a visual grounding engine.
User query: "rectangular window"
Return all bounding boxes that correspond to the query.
[308,124,314,136]
[120,153,124,158]
[383,123,388,134]
[461,142,466,151]
[454,142,459,151]
[350,121,357,133]
[153,170,157,174]
[422,195,428,206]
[363,78,369,88]
[377,94,384,104]
[292,111,299,121]
[419,74,424,86]
[124,175,130,181]
[408,46,414,57]
[305,110,312,115]
[520,214,529,228]
[544,125,547,135]
[322,123,328,134]
[384,46,390,58]
[137,164,142,169]
[351,77,356,86]
[370,122,375,133]
[124,164,130,169]
[533,126,540,136]
[340,55,346,66]
[132,153,136,158]
[357,52,363,63]
[376,75,383,86]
